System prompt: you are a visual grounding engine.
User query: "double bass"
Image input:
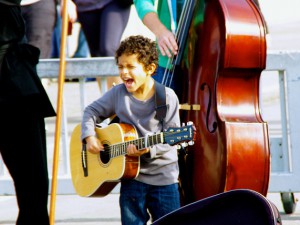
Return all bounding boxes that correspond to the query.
[166,0,270,203]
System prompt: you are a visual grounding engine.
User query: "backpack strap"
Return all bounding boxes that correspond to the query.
[154,81,168,131]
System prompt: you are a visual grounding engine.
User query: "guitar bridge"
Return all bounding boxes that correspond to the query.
[81,144,88,177]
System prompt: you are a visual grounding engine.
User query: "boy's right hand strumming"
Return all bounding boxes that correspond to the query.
[85,136,104,154]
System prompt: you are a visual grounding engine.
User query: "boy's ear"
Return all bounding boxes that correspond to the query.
[148,63,157,75]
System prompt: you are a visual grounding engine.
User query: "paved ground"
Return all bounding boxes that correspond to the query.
[0,191,299,224]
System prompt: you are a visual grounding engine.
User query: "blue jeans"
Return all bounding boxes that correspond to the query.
[120,180,180,225]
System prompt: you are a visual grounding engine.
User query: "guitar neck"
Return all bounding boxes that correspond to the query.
[108,133,164,158]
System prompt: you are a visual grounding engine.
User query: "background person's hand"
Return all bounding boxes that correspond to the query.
[156,27,178,57]
[143,12,178,58]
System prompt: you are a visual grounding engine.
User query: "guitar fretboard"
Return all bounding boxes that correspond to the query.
[108,133,164,158]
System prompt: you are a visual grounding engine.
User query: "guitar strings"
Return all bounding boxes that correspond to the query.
[97,129,192,156]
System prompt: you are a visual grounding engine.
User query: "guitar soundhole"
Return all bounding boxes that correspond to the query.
[99,144,110,164]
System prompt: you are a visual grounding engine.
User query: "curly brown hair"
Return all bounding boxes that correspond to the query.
[115,35,158,72]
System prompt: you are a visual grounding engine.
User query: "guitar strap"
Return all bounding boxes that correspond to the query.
[154,81,168,131]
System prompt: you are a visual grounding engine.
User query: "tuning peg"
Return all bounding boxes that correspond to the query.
[187,121,193,126]
[188,140,194,146]
[181,142,189,148]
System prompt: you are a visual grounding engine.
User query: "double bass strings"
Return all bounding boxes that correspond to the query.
[162,0,196,88]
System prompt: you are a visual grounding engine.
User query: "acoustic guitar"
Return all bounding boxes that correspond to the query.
[70,122,195,197]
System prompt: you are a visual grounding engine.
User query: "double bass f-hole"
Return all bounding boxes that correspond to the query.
[200,82,217,133]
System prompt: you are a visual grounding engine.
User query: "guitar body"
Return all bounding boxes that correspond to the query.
[70,123,139,197]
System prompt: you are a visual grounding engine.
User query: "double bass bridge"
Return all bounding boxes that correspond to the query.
[179,104,201,111]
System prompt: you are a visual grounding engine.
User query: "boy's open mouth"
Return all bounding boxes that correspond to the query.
[124,78,134,88]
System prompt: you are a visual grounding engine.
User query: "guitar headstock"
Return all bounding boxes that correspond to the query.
[164,121,196,147]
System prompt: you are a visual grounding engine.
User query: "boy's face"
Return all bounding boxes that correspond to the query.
[117,53,155,93]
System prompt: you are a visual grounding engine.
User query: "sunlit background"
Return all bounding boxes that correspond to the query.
[259,0,300,50]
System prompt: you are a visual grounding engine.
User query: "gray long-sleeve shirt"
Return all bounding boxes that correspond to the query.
[81,83,180,186]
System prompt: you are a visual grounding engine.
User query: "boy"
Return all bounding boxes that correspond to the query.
[81,35,181,224]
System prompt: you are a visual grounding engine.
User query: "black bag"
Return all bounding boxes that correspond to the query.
[0,43,56,118]
[152,189,282,225]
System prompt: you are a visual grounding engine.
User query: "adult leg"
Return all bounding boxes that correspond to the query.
[100,1,130,88]
[99,2,131,89]
[77,2,130,57]
[78,3,131,91]
[79,2,130,90]
[77,10,101,57]
[51,6,61,58]
[78,10,108,89]
[99,1,130,56]
[73,27,90,58]
[21,0,56,58]
[0,110,50,225]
